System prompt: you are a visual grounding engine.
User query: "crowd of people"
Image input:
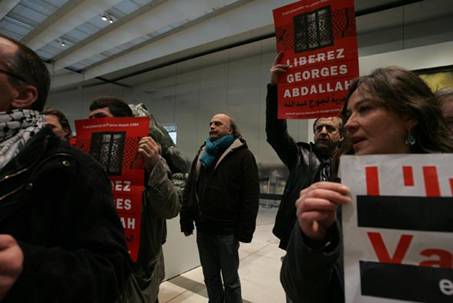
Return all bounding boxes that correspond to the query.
[1,32,452,303]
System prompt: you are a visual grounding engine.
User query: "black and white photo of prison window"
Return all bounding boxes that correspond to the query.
[294,6,333,52]
[90,132,126,176]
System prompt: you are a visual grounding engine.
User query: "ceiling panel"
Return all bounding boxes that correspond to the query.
[0,0,452,91]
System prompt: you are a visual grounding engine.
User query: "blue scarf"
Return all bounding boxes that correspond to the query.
[199,135,235,168]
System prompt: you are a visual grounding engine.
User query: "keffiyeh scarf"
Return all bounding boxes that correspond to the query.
[0,109,44,171]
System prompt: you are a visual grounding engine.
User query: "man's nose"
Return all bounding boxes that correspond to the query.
[319,126,328,134]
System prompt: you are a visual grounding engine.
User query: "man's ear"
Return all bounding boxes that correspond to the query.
[10,85,38,109]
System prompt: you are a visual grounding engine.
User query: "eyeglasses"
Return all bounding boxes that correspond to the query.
[0,68,28,83]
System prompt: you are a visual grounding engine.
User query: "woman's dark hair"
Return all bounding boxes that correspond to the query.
[89,97,133,117]
[0,34,50,111]
[341,66,453,153]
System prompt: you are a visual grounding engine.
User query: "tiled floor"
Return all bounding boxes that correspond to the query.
[158,207,286,303]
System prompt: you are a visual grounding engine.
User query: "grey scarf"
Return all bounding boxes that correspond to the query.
[0,109,44,171]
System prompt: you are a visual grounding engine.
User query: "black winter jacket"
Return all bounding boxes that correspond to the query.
[0,127,130,303]
[266,84,330,250]
[281,222,343,303]
[180,137,259,243]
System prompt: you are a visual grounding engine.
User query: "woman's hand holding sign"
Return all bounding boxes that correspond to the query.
[296,181,352,241]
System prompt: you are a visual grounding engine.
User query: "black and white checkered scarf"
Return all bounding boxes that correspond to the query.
[0,109,44,171]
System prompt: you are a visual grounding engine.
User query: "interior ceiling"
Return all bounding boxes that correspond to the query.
[1,0,452,91]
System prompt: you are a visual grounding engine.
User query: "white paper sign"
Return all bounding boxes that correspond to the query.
[340,154,453,303]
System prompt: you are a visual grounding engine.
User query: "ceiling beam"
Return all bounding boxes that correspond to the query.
[0,0,21,20]
[84,0,292,79]
[53,0,248,71]
[51,0,169,62]
[22,0,123,50]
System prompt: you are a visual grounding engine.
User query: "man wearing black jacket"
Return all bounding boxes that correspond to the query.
[180,113,259,303]
[0,34,130,302]
[266,53,343,251]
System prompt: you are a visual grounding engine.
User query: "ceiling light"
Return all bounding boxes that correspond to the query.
[108,16,114,24]
[101,14,108,22]
[60,40,66,47]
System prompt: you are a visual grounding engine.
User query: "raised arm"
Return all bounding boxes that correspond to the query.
[266,52,299,169]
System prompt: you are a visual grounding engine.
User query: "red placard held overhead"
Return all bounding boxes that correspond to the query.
[273,0,359,119]
[75,117,150,262]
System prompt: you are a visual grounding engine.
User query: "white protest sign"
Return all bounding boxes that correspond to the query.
[340,154,453,303]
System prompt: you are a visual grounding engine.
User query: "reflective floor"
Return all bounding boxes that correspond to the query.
[158,207,286,302]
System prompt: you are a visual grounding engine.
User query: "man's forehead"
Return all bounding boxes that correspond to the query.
[89,107,113,117]
[0,37,18,57]
[211,114,230,124]
[316,117,341,126]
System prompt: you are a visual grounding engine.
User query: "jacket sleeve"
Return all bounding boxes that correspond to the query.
[265,84,299,170]
[6,157,131,303]
[144,157,180,219]
[180,156,198,234]
[236,150,260,243]
[281,222,344,303]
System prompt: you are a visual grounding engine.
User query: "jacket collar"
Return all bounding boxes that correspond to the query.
[195,137,245,176]
[0,127,57,178]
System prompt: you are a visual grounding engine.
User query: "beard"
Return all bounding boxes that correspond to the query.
[314,139,338,156]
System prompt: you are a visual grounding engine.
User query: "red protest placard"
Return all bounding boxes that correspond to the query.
[273,0,359,119]
[75,117,150,262]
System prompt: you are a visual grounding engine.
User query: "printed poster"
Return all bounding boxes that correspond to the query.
[273,0,359,119]
[75,117,150,262]
[340,154,453,303]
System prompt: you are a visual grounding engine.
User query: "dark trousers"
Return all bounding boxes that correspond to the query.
[196,232,242,303]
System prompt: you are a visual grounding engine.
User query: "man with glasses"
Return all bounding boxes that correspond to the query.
[266,54,343,296]
[0,34,130,302]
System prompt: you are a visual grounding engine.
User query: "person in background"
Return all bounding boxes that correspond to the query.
[266,52,344,251]
[180,113,259,303]
[128,102,188,195]
[436,88,453,139]
[43,108,72,141]
[281,66,453,303]
[89,97,180,303]
[0,34,130,302]
[267,52,343,302]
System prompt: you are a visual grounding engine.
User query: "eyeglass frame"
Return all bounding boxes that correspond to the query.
[0,67,29,84]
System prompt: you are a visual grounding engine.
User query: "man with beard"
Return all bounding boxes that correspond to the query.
[266,53,343,252]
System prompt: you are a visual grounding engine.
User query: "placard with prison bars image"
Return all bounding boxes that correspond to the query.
[293,6,333,52]
[90,132,126,176]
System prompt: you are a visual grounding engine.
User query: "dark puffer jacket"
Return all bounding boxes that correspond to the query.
[180,137,259,243]
[0,127,130,303]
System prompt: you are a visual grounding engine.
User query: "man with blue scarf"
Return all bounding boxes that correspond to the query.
[181,113,259,303]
